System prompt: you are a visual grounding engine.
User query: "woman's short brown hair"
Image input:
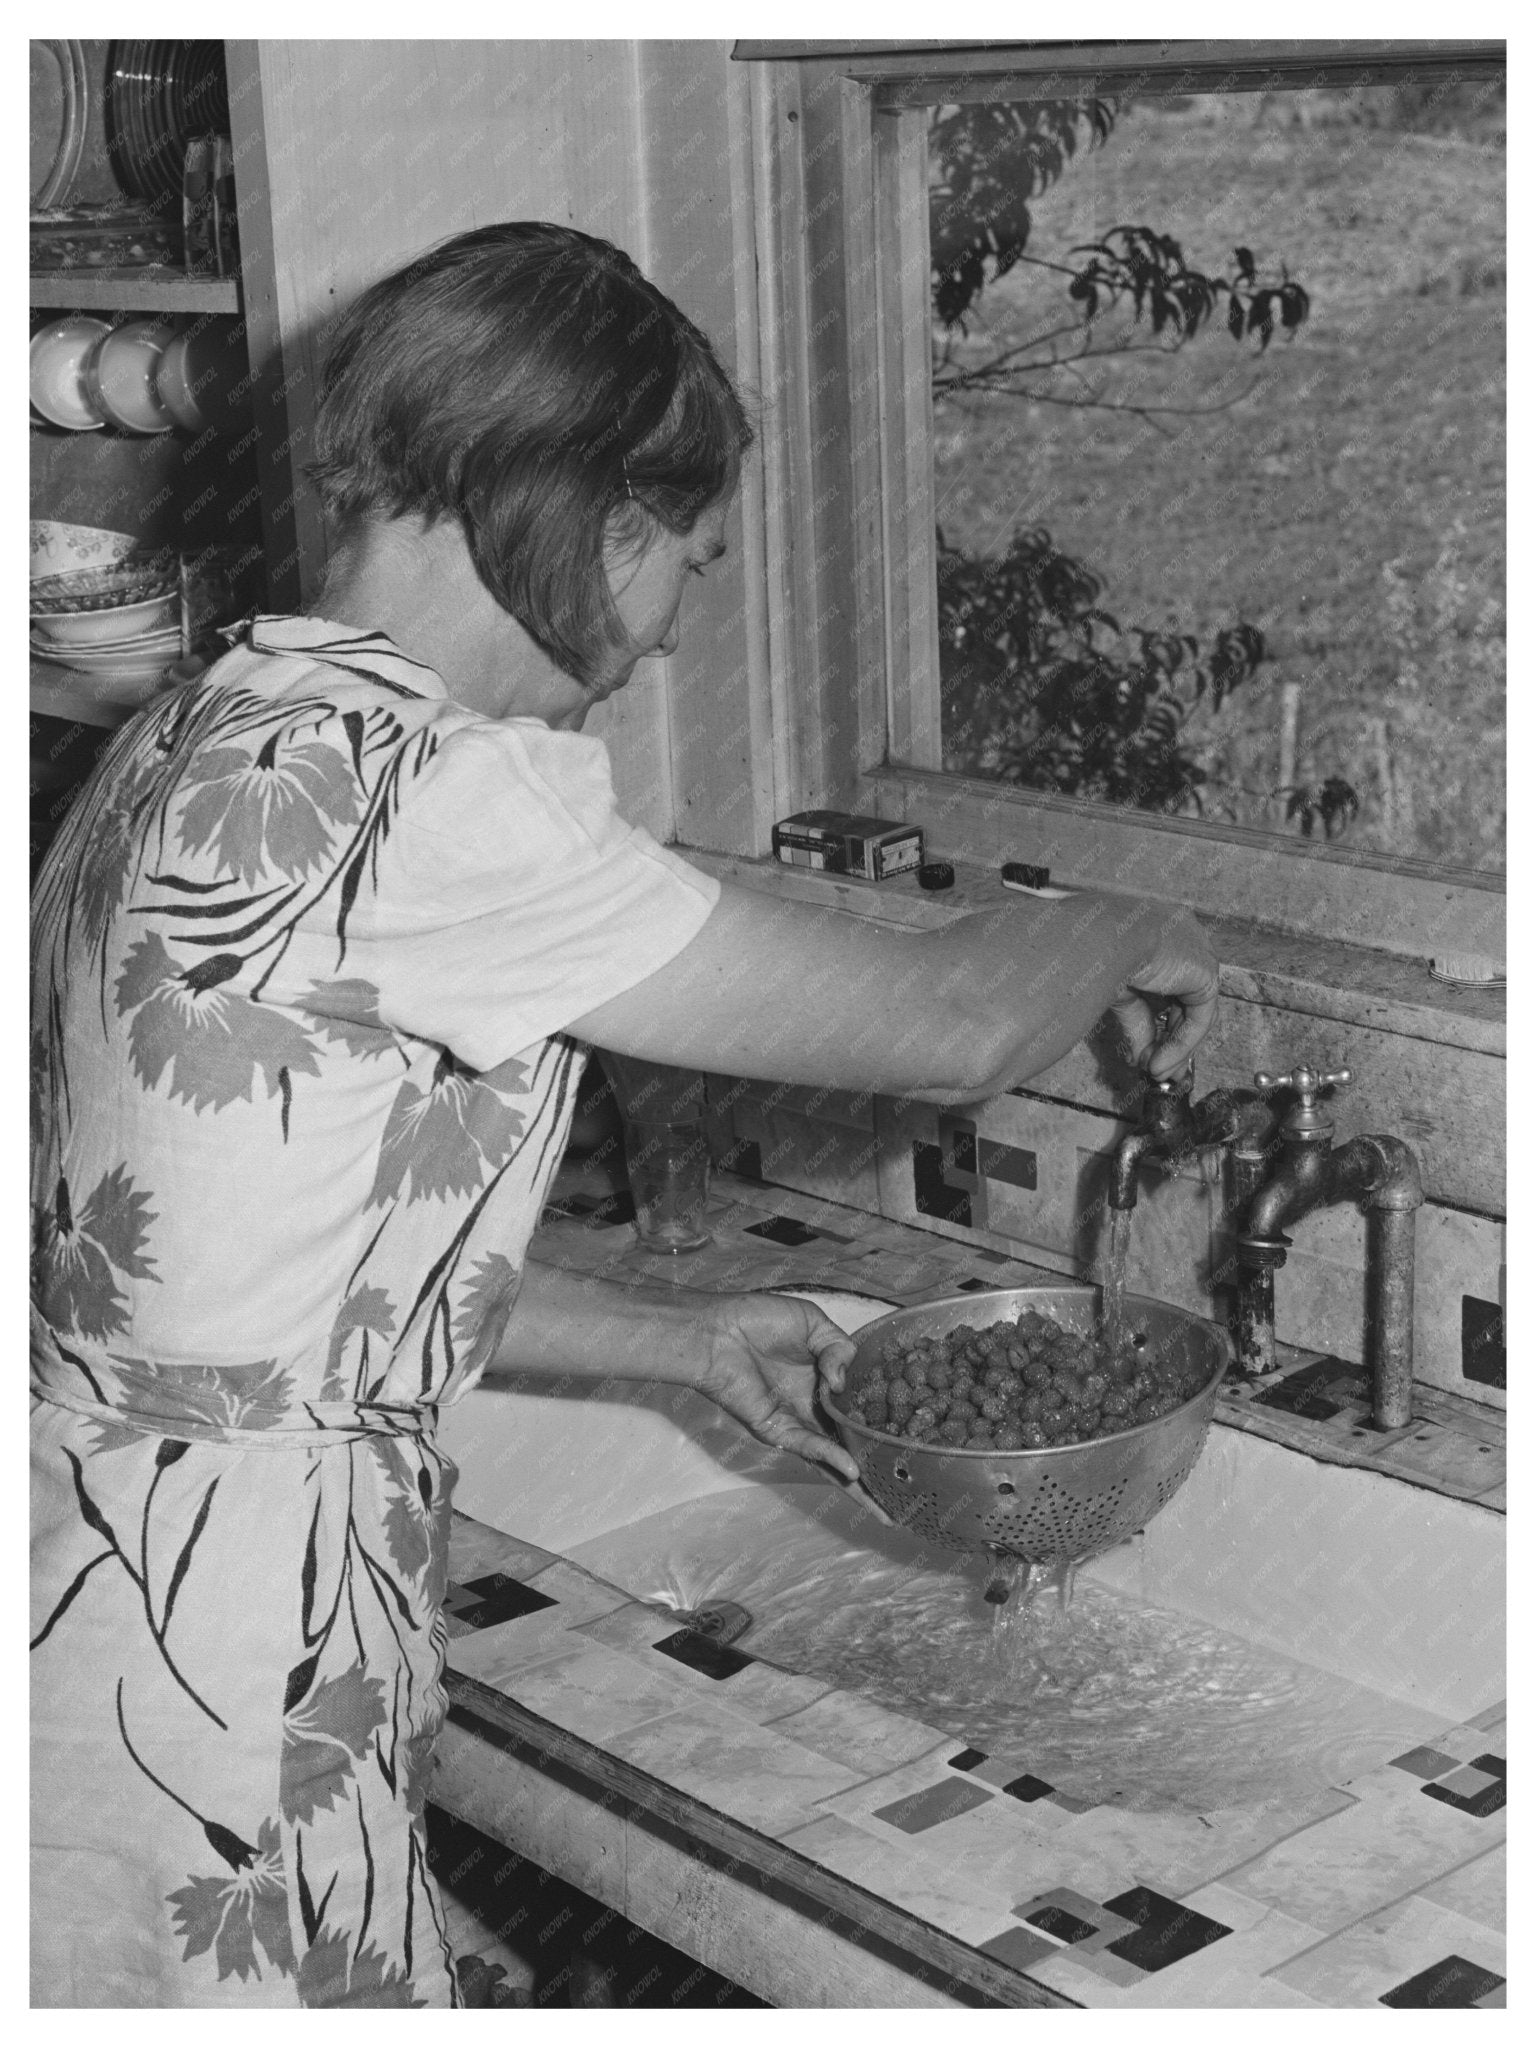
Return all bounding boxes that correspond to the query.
[309,222,752,686]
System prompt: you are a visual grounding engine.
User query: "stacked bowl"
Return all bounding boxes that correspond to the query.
[31,526,183,709]
[31,316,246,435]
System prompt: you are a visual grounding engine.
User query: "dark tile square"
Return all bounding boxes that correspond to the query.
[1470,1753,1506,1778]
[948,1747,988,1773]
[1461,1294,1506,1389]
[1379,1954,1506,2008]
[1390,1745,1460,1779]
[978,1925,1058,1971]
[742,1214,821,1247]
[956,1277,993,1293]
[1100,1885,1233,1973]
[912,1140,973,1227]
[451,1572,558,1628]
[1251,1355,1365,1420]
[1025,1904,1100,1945]
[974,1249,1011,1266]
[977,1137,1038,1191]
[1000,1773,1056,1803]
[871,1778,992,1834]
[652,1628,754,1680]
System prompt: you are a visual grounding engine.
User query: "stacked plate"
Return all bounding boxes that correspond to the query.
[107,41,229,207]
[32,551,184,709]
[31,39,89,210]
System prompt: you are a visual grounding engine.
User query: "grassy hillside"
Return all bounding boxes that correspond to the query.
[929,92,1505,870]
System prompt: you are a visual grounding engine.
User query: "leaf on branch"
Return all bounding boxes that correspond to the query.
[938,524,1274,815]
[1280,282,1311,333]
[1281,778,1360,840]
[1247,291,1277,349]
[929,99,1116,329]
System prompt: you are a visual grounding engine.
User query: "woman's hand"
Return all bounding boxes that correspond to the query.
[1107,907,1221,1078]
[695,1293,861,1483]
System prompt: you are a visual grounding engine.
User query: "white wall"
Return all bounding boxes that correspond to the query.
[243,39,766,850]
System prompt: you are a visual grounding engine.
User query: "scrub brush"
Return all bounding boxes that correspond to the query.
[1429,955,1505,987]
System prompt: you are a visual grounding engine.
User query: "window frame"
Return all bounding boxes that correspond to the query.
[742,39,1506,958]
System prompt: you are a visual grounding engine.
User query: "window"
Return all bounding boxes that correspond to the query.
[740,41,1505,960]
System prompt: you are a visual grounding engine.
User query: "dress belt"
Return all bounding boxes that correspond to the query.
[30,1305,437,1450]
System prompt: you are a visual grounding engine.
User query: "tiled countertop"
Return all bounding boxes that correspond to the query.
[443,1515,1505,2009]
[437,1173,1506,2009]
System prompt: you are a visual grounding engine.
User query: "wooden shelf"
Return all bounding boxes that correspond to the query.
[30,270,240,315]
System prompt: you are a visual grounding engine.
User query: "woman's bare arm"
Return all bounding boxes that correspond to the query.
[570,877,1217,1101]
[487,1258,861,1482]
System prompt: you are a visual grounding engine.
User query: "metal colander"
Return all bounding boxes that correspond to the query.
[825,1286,1230,1565]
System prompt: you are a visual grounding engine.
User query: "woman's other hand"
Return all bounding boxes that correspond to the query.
[696,1293,861,1483]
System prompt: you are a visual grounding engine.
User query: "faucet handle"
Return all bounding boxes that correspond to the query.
[1144,1005,1192,1094]
[1148,1062,1193,1099]
[1253,1064,1351,1135]
[1254,1064,1351,1096]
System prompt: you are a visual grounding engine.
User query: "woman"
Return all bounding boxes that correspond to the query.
[31,222,1218,2007]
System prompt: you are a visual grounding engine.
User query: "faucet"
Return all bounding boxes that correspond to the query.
[1234,1066,1423,1430]
[1109,1063,1252,1211]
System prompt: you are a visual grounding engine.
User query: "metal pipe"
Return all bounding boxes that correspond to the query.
[1369,1208,1417,1429]
[1236,1128,1423,1419]
[1357,1134,1423,1429]
[1236,1263,1277,1377]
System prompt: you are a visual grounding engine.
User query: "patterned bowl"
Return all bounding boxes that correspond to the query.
[29,557,179,615]
[29,521,143,579]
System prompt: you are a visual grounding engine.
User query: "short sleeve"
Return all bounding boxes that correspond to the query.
[350,716,720,1069]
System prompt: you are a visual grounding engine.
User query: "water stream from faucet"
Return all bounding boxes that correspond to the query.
[1098,1203,1134,1365]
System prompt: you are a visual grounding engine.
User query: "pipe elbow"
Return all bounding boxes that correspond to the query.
[1358,1134,1424,1212]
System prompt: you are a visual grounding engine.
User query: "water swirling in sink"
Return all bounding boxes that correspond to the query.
[573,1488,1444,1815]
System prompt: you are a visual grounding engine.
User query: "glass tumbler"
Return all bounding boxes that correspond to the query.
[623,1118,712,1253]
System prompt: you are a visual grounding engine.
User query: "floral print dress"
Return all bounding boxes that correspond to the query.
[29,616,718,2007]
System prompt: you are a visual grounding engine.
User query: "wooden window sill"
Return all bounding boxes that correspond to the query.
[678,846,1504,1061]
